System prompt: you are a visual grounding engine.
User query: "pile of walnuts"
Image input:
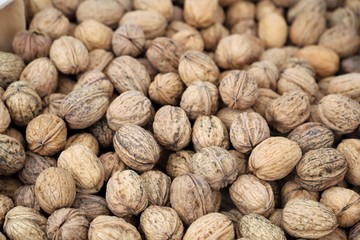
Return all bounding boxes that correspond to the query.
[0,0,360,239]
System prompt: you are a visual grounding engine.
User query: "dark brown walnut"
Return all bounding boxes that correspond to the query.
[260,47,289,70]
[281,180,320,207]
[113,124,160,172]
[26,114,67,156]
[0,177,22,199]
[287,0,326,23]
[166,150,194,178]
[99,152,126,181]
[148,72,185,106]
[18,152,56,185]
[112,24,145,57]
[350,222,360,240]
[183,213,234,240]
[215,34,264,69]
[337,139,360,186]
[252,88,280,118]
[88,215,141,240]
[86,49,114,72]
[171,30,204,52]
[3,206,47,240]
[249,137,302,181]
[58,145,105,194]
[12,30,52,63]
[3,81,42,126]
[133,0,173,21]
[295,148,347,191]
[180,81,219,120]
[282,199,338,239]
[146,37,183,73]
[230,174,274,217]
[266,90,310,133]
[72,194,110,221]
[140,170,171,206]
[60,85,109,129]
[239,214,286,240]
[35,167,76,214]
[248,61,278,91]
[219,70,258,110]
[0,134,26,176]
[0,195,13,225]
[153,105,191,151]
[288,122,334,153]
[13,185,40,211]
[46,208,89,240]
[327,73,360,102]
[230,112,270,154]
[320,187,360,228]
[170,174,215,226]
[0,100,10,133]
[106,90,153,131]
[192,115,229,152]
[89,117,114,148]
[106,170,148,217]
[65,133,99,156]
[192,146,238,190]
[216,107,254,130]
[105,56,150,95]
[73,70,114,98]
[140,205,184,240]
[0,51,25,88]
[318,94,360,134]
[201,23,229,51]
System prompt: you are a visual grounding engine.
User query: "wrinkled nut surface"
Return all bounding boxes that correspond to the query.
[327,73,360,102]
[99,152,126,181]
[65,133,99,156]
[89,117,115,149]
[0,134,26,176]
[0,51,25,89]
[0,100,10,133]
[0,195,13,225]
[140,170,171,206]
[166,150,194,178]
[113,124,160,172]
[282,199,338,239]
[112,24,145,57]
[13,185,40,211]
[106,170,148,217]
[281,180,320,207]
[184,0,218,28]
[337,138,360,186]
[249,137,302,181]
[72,194,110,221]
[35,167,76,214]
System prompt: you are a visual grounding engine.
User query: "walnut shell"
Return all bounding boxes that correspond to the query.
[282,199,338,239]
[140,170,171,206]
[269,209,282,227]
[318,94,360,134]
[319,228,347,240]
[226,1,255,27]
[106,170,148,217]
[287,0,326,23]
[230,174,274,217]
[65,133,99,156]
[183,213,234,240]
[89,117,115,148]
[337,139,360,186]
[0,195,13,225]
[88,215,141,240]
[35,167,76,214]
[105,56,150,95]
[26,114,67,156]
[3,206,47,240]
[120,10,167,39]
[239,214,286,240]
[112,24,145,57]
[231,19,258,36]
[153,105,191,151]
[13,185,40,212]
[0,100,10,133]
[3,81,42,127]
[252,88,280,118]
[72,194,110,221]
[46,208,89,240]
[183,0,218,28]
[0,134,26,176]
[288,122,334,153]
[0,51,25,89]
[295,148,347,191]
[248,61,279,91]
[172,30,204,52]
[0,177,22,200]
[74,71,114,98]
[86,49,114,72]
[113,124,160,172]
[99,152,126,181]
[259,12,287,48]
[140,205,184,240]
[265,90,310,133]
[52,0,82,16]
[219,70,258,110]
[166,150,194,178]
[43,93,66,117]
[249,137,302,181]
[281,180,320,207]
[216,107,253,130]
[201,23,229,51]
[170,174,215,225]
[327,73,360,102]
[330,7,359,29]
[60,85,109,129]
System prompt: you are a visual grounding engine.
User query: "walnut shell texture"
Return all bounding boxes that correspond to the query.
[65,133,99,156]
[140,170,171,206]
[0,134,26,176]
[112,24,145,57]
[281,180,320,207]
[337,138,360,186]
[13,185,40,212]
[72,194,110,221]
[166,150,194,178]
[0,195,13,225]
[0,100,10,133]
[99,152,127,181]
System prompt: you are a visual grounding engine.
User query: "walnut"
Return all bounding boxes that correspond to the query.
[216,107,253,130]
[140,205,184,240]
[138,58,158,80]
[18,152,56,185]
[99,152,126,181]
[74,70,114,98]
[72,194,110,221]
[0,177,22,200]
[170,174,215,225]
[248,61,279,91]
[260,47,288,70]
[230,112,270,154]
[295,148,347,191]
[65,133,99,156]
[86,49,114,72]
[0,51,25,89]
[252,88,280,118]
[52,0,82,16]
[282,199,337,239]
[180,81,219,119]
[88,215,141,240]
[350,222,360,240]
[259,13,287,48]
[183,0,218,28]
[327,73,360,102]
[3,206,47,240]
[140,170,171,206]
[229,150,247,176]
[219,70,258,110]
[215,34,264,69]
[318,94,360,134]
[105,56,150,95]
[268,209,282,227]
[89,117,114,148]
[113,124,160,172]
[13,185,40,211]
[26,0,53,18]
[46,208,89,240]
[35,167,76,214]
[133,0,173,21]
[337,139,360,187]
[120,10,167,39]
[0,195,13,225]
[256,0,283,19]
[329,7,359,29]
[287,0,326,23]
[281,180,320,207]
[201,23,229,51]
[43,93,65,117]
[49,36,89,74]
[288,122,334,153]
[26,113,67,156]
[171,30,204,52]
[76,0,125,28]
[0,100,10,133]
[320,228,347,240]
[0,134,26,176]
[231,19,258,37]
[74,20,113,51]
[12,31,52,63]
[166,150,194,178]
[226,1,255,27]
[112,24,145,57]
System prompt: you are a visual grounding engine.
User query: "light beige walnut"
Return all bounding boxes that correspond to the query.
[0,195,13,225]
[65,133,99,156]
[112,24,145,57]
[13,185,40,211]
[72,194,110,221]
[0,177,22,199]
[337,139,360,186]
[226,1,255,27]
[99,152,126,181]
[0,100,10,133]
[0,134,26,176]
[252,88,280,118]
[327,73,360,102]
[248,61,279,91]
[329,7,359,29]
[74,70,114,98]
[166,150,194,178]
[259,13,287,48]
[42,93,65,117]
[140,170,171,206]
[171,30,204,52]
[287,0,326,23]
[216,107,254,130]
[183,0,218,28]
[201,23,229,51]
[281,180,320,207]
[282,57,315,77]
[52,0,82,16]
[86,49,114,72]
